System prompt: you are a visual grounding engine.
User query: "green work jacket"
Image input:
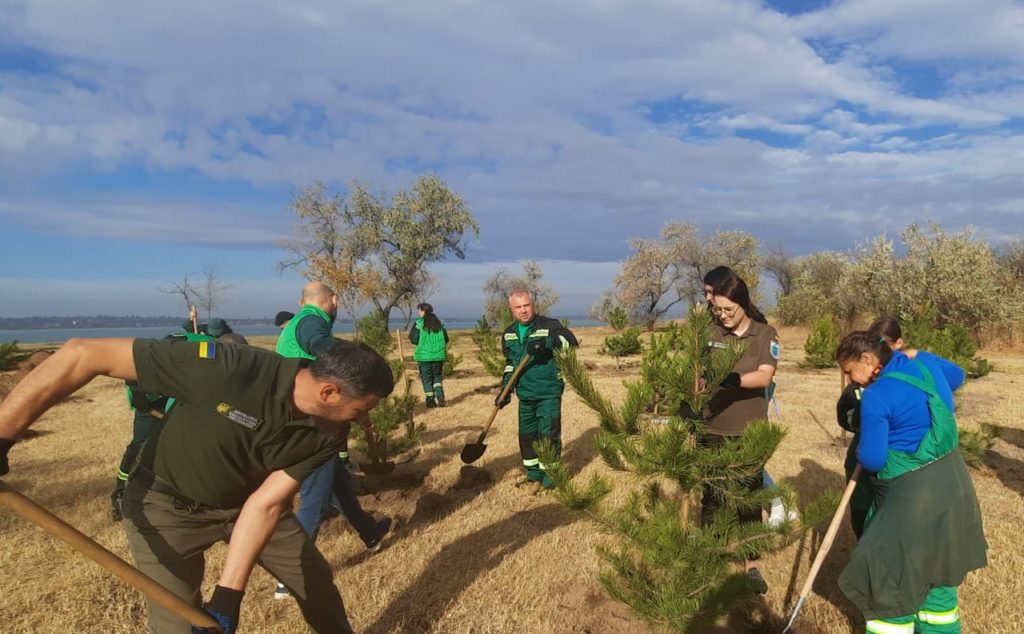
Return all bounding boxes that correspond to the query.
[276,304,332,360]
[500,316,578,401]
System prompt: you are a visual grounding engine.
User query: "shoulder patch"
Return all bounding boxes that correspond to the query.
[215,402,262,430]
[707,341,729,349]
[504,333,519,341]
[770,340,781,360]
[198,341,216,359]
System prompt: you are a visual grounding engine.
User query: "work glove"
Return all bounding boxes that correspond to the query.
[0,436,15,477]
[719,372,741,389]
[494,390,512,410]
[526,337,548,356]
[677,400,703,422]
[192,585,243,634]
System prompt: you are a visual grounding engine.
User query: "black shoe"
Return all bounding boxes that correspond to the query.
[110,506,122,522]
[363,517,393,553]
[746,567,768,595]
[436,398,446,407]
[426,397,437,408]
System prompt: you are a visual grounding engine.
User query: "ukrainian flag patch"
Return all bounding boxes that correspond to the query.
[198,341,216,359]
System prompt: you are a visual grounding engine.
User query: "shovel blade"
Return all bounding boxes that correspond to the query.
[460,442,486,464]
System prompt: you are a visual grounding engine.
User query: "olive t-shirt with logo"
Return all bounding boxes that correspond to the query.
[132,338,342,507]
[706,320,781,436]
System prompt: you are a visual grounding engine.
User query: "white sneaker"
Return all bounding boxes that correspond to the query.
[273,583,290,600]
[767,498,787,527]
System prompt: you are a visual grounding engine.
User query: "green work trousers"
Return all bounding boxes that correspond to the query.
[121,480,353,633]
[865,586,960,633]
[417,361,444,402]
[518,397,562,481]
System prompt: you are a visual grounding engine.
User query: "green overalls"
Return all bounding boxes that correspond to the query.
[839,362,987,634]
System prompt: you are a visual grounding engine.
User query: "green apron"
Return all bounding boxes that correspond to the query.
[838,361,987,620]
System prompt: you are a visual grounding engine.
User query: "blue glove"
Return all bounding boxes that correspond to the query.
[0,437,14,476]
[526,337,548,355]
[192,586,243,634]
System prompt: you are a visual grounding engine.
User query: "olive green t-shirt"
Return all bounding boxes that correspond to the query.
[706,320,780,436]
[132,338,343,507]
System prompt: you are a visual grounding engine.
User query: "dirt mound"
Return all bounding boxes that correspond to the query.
[557,581,640,633]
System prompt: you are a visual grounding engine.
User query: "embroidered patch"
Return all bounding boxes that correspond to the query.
[707,341,729,349]
[215,402,261,430]
[770,341,781,360]
[503,333,519,341]
[198,341,216,359]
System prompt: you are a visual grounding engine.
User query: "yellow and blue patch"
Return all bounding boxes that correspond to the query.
[198,341,217,359]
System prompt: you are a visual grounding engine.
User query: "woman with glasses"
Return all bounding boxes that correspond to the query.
[835,331,985,634]
[700,272,781,595]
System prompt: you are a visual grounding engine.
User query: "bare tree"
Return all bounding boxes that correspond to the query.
[764,246,797,297]
[159,273,196,315]
[195,265,234,319]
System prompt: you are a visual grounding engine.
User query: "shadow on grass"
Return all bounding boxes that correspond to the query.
[362,504,577,634]
[780,459,862,633]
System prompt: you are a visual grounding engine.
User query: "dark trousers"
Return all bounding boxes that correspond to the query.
[112,410,163,509]
[518,397,562,480]
[296,455,377,544]
[122,480,353,634]
[417,361,444,401]
[699,433,764,536]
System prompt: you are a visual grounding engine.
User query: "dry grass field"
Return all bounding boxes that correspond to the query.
[1,325,1022,633]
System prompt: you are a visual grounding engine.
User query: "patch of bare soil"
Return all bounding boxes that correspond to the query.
[557,581,641,633]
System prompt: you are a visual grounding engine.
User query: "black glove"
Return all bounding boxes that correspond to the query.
[719,372,741,389]
[0,436,14,477]
[526,337,548,355]
[191,585,243,634]
[494,390,512,409]
[678,400,703,422]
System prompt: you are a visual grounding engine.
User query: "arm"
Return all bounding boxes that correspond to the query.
[216,470,300,590]
[443,327,449,345]
[934,355,966,392]
[856,391,890,472]
[0,338,137,441]
[738,364,776,389]
[408,323,419,345]
[295,315,336,357]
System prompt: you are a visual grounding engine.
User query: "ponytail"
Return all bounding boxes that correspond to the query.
[418,302,442,332]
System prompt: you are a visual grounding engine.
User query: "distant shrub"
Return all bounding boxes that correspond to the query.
[903,307,992,379]
[800,316,839,369]
[472,316,506,378]
[599,327,643,362]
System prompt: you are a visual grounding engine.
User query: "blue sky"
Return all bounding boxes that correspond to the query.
[1,0,1023,318]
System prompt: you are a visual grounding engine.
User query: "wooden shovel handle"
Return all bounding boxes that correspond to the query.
[796,464,863,601]
[0,480,222,631]
[476,353,533,443]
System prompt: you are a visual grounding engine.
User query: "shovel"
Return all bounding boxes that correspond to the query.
[783,464,862,633]
[460,353,532,464]
[0,479,222,631]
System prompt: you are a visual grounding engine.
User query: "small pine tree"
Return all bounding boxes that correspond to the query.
[354,311,422,464]
[538,306,836,631]
[0,341,27,371]
[443,346,463,377]
[800,315,839,369]
[472,315,506,378]
[607,305,630,332]
[959,423,998,468]
[599,327,643,366]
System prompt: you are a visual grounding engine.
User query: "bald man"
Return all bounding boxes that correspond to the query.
[273,281,391,600]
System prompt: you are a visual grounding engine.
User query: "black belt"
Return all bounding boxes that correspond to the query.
[133,466,222,511]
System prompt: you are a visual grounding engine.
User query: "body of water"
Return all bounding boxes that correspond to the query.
[1,318,602,345]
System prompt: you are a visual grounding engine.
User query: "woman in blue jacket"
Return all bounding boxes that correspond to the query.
[409,303,449,407]
[835,331,986,634]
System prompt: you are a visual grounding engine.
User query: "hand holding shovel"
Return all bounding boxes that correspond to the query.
[461,354,532,464]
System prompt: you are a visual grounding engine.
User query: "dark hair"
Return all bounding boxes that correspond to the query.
[703,266,737,291]
[311,341,395,398]
[868,317,902,344]
[713,275,767,324]
[835,330,893,366]
[418,302,443,332]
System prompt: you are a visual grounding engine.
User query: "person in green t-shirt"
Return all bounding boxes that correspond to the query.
[408,302,449,407]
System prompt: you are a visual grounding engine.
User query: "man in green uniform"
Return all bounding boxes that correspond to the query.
[274,281,391,600]
[0,336,393,634]
[495,289,578,489]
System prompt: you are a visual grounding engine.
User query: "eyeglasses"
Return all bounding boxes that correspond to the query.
[711,304,741,317]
